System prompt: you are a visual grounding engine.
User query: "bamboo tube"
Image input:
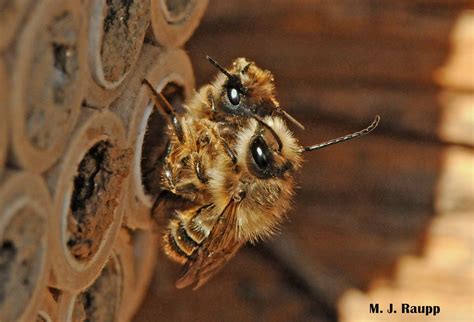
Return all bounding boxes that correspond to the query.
[9,0,86,173]
[47,109,131,291]
[121,229,160,322]
[0,0,32,51]
[84,0,151,108]
[58,254,123,322]
[0,172,52,322]
[0,59,8,176]
[88,0,150,90]
[113,45,194,229]
[34,288,59,322]
[56,291,76,322]
[149,0,208,47]
[115,229,136,322]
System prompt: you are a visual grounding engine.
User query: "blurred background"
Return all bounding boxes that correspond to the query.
[135,1,473,321]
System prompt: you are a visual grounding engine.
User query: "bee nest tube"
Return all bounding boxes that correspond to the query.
[47,110,130,291]
[149,0,208,47]
[0,0,32,51]
[0,172,52,322]
[1,0,208,319]
[112,46,194,229]
[59,253,123,322]
[120,229,159,321]
[85,0,151,108]
[35,288,60,322]
[88,0,150,90]
[0,59,8,177]
[7,0,86,173]
[114,229,137,321]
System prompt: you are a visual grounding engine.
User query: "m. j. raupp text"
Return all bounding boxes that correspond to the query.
[369,303,441,316]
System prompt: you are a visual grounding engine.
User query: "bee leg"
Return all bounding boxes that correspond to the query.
[195,158,209,184]
[207,124,237,164]
[152,190,195,226]
[175,183,199,195]
[141,140,173,196]
[142,79,184,143]
[162,161,176,191]
[221,140,238,165]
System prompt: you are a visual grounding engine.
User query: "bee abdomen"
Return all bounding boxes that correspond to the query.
[163,219,201,264]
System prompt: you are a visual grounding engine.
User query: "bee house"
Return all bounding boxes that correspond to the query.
[1,0,207,321]
[1,1,473,322]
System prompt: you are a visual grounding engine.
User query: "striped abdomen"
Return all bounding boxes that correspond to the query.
[163,216,209,264]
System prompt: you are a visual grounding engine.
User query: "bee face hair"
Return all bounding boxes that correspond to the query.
[205,117,302,242]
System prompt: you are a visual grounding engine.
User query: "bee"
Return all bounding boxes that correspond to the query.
[143,57,380,289]
[186,56,305,130]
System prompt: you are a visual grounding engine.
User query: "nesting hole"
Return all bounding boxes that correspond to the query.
[0,206,46,321]
[66,141,129,261]
[140,83,185,197]
[26,11,79,149]
[72,255,122,322]
[101,0,150,84]
[163,0,195,24]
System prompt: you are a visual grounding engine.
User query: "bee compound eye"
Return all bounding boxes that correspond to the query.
[250,135,271,170]
[227,86,240,105]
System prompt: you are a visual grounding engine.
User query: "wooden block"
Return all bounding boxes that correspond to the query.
[438,91,474,146]
[201,0,474,46]
[281,88,474,146]
[266,128,473,312]
[435,147,474,214]
[296,125,442,212]
[338,213,473,321]
[189,30,474,90]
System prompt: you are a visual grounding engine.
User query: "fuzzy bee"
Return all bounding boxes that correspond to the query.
[143,57,379,289]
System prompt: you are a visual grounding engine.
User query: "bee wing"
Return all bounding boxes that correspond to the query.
[175,200,243,290]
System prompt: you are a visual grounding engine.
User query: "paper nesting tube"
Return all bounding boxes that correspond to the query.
[86,0,150,98]
[0,60,8,176]
[0,0,32,51]
[120,229,160,322]
[46,109,131,291]
[56,291,75,322]
[115,229,136,322]
[57,253,123,322]
[8,0,86,173]
[34,288,59,322]
[0,172,52,322]
[149,0,208,47]
[112,45,194,229]
[84,0,151,108]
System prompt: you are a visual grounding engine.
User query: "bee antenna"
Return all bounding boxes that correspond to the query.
[206,56,235,80]
[300,115,380,152]
[276,108,305,130]
[142,79,185,143]
[251,115,283,153]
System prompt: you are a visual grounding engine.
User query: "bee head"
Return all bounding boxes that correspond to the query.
[235,117,303,180]
[207,56,281,119]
